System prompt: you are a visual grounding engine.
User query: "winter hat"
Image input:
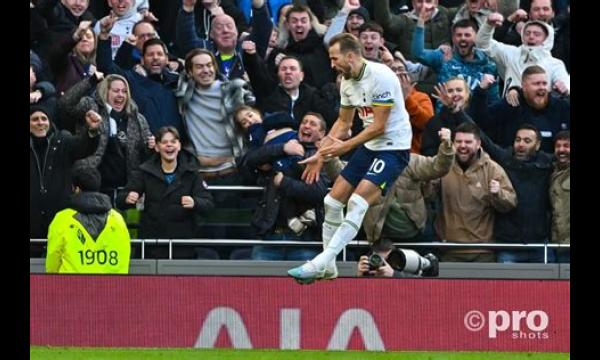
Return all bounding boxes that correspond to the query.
[30,50,42,76]
[30,104,52,123]
[348,7,370,22]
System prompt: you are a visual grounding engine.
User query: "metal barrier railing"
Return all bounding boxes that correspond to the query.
[30,238,570,264]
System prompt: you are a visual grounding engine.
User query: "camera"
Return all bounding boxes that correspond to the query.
[367,253,385,270]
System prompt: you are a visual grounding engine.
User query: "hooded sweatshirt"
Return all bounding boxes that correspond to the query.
[476,19,570,95]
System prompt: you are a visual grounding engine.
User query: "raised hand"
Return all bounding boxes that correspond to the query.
[241,40,257,55]
[505,88,520,107]
[274,52,286,67]
[181,196,195,209]
[343,0,361,12]
[553,80,569,96]
[489,179,500,194]
[30,90,42,104]
[432,82,454,110]
[399,71,415,100]
[124,33,137,46]
[507,9,528,23]
[140,9,159,22]
[486,12,504,27]
[380,46,394,66]
[479,73,496,90]
[418,2,435,23]
[438,127,451,143]
[73,20,92,42]
[125,191,140,205]
[147,135,156,149]
[99,12,118,39]
[438,43,453,61]
[85,110,103,130]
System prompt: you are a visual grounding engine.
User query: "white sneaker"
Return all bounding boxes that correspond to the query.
[288,261,324,284]
[288,217,307,234]
[299,209,316,225]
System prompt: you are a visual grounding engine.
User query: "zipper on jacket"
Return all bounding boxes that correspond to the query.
[32,137,51,194]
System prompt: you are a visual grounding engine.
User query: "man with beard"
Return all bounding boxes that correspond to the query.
[470,65,569,152]
[412,17,500,111]
[97,13,183,134]
[464,119,556,263]
[436,122,516,262]
[549,130,569,263]
[287,33,413,283]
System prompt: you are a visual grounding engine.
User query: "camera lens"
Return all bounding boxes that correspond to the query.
[368,254,384,270]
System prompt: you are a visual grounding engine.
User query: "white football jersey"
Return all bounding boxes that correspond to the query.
[340,60,412,150]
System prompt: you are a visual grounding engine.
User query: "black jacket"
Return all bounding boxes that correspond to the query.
[470,88,570,153]
[244,51,338,127]
[118,150,214,239]
[421,108,473,157]
[32,0,96,61]
[241,142,329,238]
[477,123,554,243]
[30,127,99,238]
[266,30,336,90]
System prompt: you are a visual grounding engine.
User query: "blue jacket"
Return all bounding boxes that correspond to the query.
[96,38,183,135]
[411,25,500,112]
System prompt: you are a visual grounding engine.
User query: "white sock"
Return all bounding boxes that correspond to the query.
[322,194,345,247]
[312,194,369,269]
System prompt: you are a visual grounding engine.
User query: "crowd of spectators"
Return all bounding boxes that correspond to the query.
[30,0,570,265]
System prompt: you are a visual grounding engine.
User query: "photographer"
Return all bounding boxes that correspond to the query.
[357,239,439,278]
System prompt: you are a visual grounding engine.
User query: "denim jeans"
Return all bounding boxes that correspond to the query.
[251,232,319,261]
[497,248,556,263]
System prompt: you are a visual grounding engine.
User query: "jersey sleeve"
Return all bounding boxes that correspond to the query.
[371,72,396,107]
[339,80,354,109]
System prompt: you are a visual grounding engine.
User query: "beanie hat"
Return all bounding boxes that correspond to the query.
[30,50,43,76]
[348,7,370,22]
[30,104,52,123]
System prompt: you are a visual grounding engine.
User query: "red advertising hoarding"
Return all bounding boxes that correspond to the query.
[30,275,569,352]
